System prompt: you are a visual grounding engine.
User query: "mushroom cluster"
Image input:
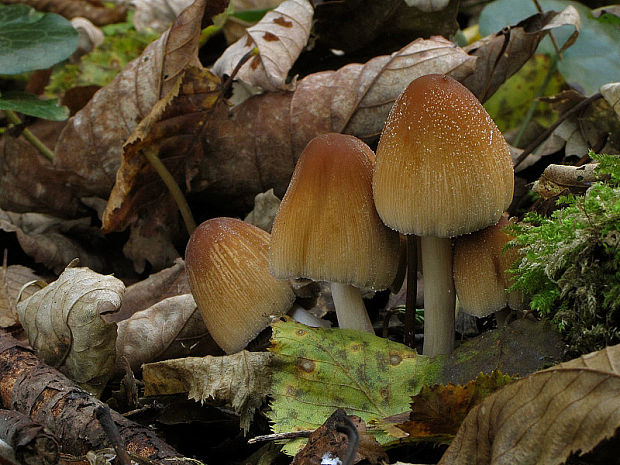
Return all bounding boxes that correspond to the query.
[373,74,514,356]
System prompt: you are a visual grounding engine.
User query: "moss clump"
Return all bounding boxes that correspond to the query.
[509,153,620,357]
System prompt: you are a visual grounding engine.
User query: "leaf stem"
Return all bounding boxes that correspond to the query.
[5,110,54,161]
[142,147,196,235]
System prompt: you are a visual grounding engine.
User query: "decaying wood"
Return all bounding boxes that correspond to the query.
[0,330,200,464]
[0,409,58,465]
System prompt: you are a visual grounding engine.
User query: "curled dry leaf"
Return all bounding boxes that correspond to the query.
[0,265,44,328]
[142,351,272,433]
[438,344,620,465]
[0,209,106,274]
[601,82,620,117]
[16,266,125,395]
[132,0,193,32]
[212,0,314,91]
[115,293,220,374]
[54,0,225,198]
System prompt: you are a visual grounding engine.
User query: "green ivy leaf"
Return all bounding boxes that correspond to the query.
[480,0,620,95]
[0,91,69,121]
[0,4,78,75]
[268,319,439,455]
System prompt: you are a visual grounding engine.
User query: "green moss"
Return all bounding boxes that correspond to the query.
[509,152,620,357]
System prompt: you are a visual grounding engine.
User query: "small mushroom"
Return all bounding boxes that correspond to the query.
[269,133,401,333]
[373,74,514,355]
[185,217,296,354]
[453,216,526,322]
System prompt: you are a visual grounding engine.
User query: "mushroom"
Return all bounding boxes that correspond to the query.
[186,217,322,354]
[453,216,526,324]
[373,74,514,355]
[269,133,401,333]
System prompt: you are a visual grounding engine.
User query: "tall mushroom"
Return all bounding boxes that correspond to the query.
[373,74,514,355]
[185,217,296,354]
[269,133,400,333]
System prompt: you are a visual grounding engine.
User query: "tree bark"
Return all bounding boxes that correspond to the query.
[0,330,197,464]
[0,409,58,465]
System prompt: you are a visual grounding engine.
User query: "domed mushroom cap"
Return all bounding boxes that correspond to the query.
[453,216,523,317]
[185,217,295,354]
[269,133,400,290]
[373,74,514,238]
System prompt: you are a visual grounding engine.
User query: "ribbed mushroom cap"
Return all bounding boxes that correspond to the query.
[185,217,295,354]
[453,217,523,317]
[373,74,514,237]
[269,133,400,290]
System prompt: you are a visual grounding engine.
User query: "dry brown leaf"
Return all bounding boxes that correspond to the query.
[115,293,220,374]
[212,0,313,91]
[601,82,620,117]
[0,209,107,274]
[132,0,193,32]
[16,265,124,395]
[0,0,127,26]
[0,265,44,328]
[462,6,579,102]
[110,258,190,323]
[54,0,227,198]
[0,121,83,217]
[438,344,620,465]
[243,188,281,232]
[142,351,272,433]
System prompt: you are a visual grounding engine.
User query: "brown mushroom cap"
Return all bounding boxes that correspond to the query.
[269,133,400,290]
[373,74,514,237]
[453,216,524,317]
[185,217,295,354]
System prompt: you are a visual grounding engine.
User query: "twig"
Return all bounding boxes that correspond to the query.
[143,147,197,235]
[513,92,602,169]
[4,110,54,161]
[247,430,313,444]
[335,415,359,465]
[404,235,418,348]
[93,406,132,465]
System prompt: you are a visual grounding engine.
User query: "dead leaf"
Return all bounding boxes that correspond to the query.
[109,258,190,323]
[142,351,272,433]
[54,0,226,198]
[438,344,620,465]
[132,0,194,32]
[0,0,127,26]
[292,409,388,465]
[532,163,601,200]
[212,0,314,91]
[115,293,220,374]
[0,209,107,274]
[0,265,45,328]
[16,265,124,395]
[601,82,620,116]
[0,121,84,218]
[243,188,281,232]
[393,372,515,441]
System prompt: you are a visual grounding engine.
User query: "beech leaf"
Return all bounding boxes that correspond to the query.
[0,265,44,328]
[115,293,219,374]
[439,344,620,465]
[142,351,272,433]
[212,0,313,91]
[16,265,124,395]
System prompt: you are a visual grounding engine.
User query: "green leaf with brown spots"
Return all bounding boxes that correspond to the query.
[268,318,440,455]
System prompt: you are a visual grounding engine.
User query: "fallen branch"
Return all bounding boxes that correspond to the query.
[0,329,200,464]
[0,409,58,465]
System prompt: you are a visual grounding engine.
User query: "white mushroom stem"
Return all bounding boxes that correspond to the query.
[330,282,374,333]
[288,304,331,328]
[421,236,455,356]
